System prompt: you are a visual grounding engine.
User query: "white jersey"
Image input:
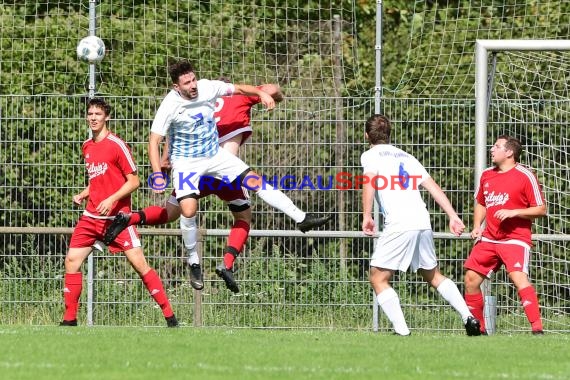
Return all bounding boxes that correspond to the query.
[151,79,234,159]
[361,144,432,232]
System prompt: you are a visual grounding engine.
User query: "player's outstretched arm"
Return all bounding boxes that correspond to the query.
[259,84,284,103]
[233,84,275,110]
[421,177,465,236]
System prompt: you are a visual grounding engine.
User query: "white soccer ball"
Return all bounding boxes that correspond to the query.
[76,36,106,63]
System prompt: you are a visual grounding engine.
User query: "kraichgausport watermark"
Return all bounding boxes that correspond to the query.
[147,171,422,192]
[147,171,171,190]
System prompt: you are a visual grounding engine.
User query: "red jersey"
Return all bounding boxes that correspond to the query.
[214,89,261,144]
[82,133,137,217]
[476,164,545,245]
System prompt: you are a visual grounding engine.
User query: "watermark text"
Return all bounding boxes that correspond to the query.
[147,171,422,191]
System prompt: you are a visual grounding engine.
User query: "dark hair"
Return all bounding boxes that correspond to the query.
[87,98,111,116]
[168,60,195,83]
[498,134,523,162]
[365,114,391,145]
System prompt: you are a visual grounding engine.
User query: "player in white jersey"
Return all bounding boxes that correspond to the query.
[149,60,331,284]
[361,114,481,336]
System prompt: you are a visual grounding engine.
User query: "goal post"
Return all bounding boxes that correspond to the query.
[475,39,570,334]
[475,39,570,182]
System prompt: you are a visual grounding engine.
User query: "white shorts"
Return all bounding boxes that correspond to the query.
[171,148,250,200]
[370,229,438,273]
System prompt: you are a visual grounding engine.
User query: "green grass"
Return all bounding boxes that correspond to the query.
[1,326,568,380]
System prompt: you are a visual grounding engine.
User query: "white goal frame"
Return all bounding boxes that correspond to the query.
[475,39,570,334]
[475,39,570,180]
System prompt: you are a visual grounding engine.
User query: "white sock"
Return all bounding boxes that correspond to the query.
[436,278,472,324]
[377,287,410,335]
[256,184,306,223]
[180,216,200,266]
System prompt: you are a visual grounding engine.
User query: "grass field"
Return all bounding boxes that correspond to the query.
[0,326,568,380]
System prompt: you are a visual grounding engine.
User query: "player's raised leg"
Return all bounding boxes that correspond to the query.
[215,207,251,293]
[242,169,332,232]
[177,196,204,291]
[180,215,203,290]
[102,203,175,245]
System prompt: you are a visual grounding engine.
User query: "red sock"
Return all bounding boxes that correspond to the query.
[223,220,250,269]
[63,272,83,321]
[128,211,142,225]
[142,269,174,318]
[465,292,486,333]
[519,286,543,331]
[130,206,169,226]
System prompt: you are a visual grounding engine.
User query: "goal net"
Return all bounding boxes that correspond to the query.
[476,40,570,333]
[391,1,570,96]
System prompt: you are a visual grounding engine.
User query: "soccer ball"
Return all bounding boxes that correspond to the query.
[76,36,106,63]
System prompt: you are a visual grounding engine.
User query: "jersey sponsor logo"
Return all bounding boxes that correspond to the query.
[190,112,204,125]
[483,190,509,207]
[86,162,108,180]
[514,262,522,268]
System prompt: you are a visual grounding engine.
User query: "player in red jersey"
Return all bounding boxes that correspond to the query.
[60,98,178,327]
[464,135,547,334]
[215,82,283,155]
[207,83,284,290]
[102,82,293,294]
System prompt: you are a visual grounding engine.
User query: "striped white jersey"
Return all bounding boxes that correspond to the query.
[151,79,234,159]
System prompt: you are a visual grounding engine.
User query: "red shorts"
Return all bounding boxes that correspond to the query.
[169,177,250,212]
[464,239,530,278]
[218,128,252,145]
[69,215,141,253]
